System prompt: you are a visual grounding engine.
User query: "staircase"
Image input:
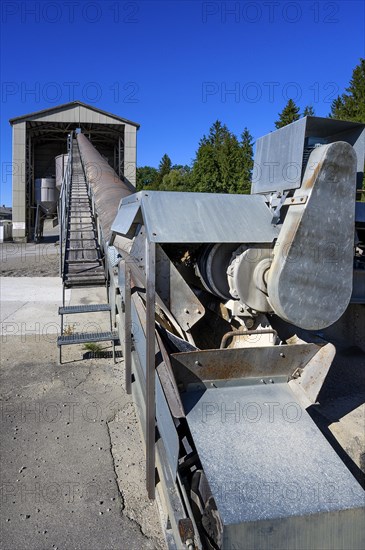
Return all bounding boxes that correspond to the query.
[64,140,105,287]
[57,137,119,363]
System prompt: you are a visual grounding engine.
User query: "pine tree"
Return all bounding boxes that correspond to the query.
[275,99,301,129]
[330,58,365,123]
[240,128,254,193]
[156,154,172,186]
[330,59,365,194]
[192,121,254,194]
[303,105,315,117]
[192,121,229,193]
[192,139,221,193]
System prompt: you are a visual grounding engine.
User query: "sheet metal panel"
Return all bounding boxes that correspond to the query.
[183,383,365,548]
[253,118,306,194]
[113,191,279,243]
[111,201,141,239]
[130,301,180,475]
[171,344,319,391]
[252,116,365,195]
[267,142,356,330]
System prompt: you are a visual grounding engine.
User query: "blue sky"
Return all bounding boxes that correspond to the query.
[1,0,364,205]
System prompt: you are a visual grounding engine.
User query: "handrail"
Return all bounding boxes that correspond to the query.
[59,138,73,279]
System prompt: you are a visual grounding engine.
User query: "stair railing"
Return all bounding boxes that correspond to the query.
[59,139,73,280]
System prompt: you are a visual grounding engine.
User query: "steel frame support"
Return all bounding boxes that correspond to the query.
[118,134,124,179]
[124,262,132,395]
[146,238,156,499]
[113,134,124,177]
[25,132,34,239]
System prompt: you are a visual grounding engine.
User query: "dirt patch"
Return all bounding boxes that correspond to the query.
[1,242,59,277]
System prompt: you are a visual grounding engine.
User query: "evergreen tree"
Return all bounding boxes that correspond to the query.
[160,167,192,191]
[330,59,365,194]
[239,128,254,194]
[156,154,172,186]
[330,96,345,118]
[330,58,365,123]
[219,132,244,194]
[136,166,158,190]
[192,121,254,194]
[303,105,315,117]
[192,121,229,193]
[275,99,301,128]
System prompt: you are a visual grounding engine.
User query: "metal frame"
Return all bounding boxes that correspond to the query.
[145,238,156,499]
[25,132,34,237]
[124,262,132,395]
[58,139,73,285]
[114,133,124,178]
[110,190,281,501]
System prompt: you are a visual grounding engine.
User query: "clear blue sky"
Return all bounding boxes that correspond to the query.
[1,0,364,205]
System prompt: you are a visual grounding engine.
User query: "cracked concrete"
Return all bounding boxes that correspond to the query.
[0,276,166,550]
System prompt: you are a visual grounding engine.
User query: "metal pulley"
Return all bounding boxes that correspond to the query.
[226,245,273,312]
[195,242,273,313]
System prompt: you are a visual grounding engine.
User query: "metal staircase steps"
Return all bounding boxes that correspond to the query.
[59,137,118,364]
[65,259,100,264]
[57,331,119,345]
[59,304,111,315]
[62,145,94,283]
[66,247,97,251]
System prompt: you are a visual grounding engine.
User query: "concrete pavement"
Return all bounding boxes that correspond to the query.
[0,277,165,550]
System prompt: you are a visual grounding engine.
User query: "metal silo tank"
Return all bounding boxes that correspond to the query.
[35,177,58,215]
[55,154,69,190]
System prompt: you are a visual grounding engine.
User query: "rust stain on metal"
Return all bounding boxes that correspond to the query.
[171,344,320,386]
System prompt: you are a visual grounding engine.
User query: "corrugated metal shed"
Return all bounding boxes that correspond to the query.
[9,101,140,127]
[9,101,139,241]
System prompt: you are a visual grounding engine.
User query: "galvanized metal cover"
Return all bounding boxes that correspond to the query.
[183,383,364,526]
[111,191,279,243]
[252,116,365,195]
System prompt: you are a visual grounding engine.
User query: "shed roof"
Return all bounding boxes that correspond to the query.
[9,101,140,128]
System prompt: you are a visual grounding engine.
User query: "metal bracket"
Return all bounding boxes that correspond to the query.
[178,518,195,548]
[271,191,288,224]
[271,193,307,224]
[283,195,308,206]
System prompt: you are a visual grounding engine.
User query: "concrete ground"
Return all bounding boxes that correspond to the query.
[0,276,166,550]
[0,241,60,277]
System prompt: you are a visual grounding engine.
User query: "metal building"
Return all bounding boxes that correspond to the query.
[9,101,139,242]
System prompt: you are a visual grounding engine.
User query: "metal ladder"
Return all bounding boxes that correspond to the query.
[57,136,119,364]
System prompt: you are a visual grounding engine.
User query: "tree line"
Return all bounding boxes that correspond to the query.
[136,58,365,194]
